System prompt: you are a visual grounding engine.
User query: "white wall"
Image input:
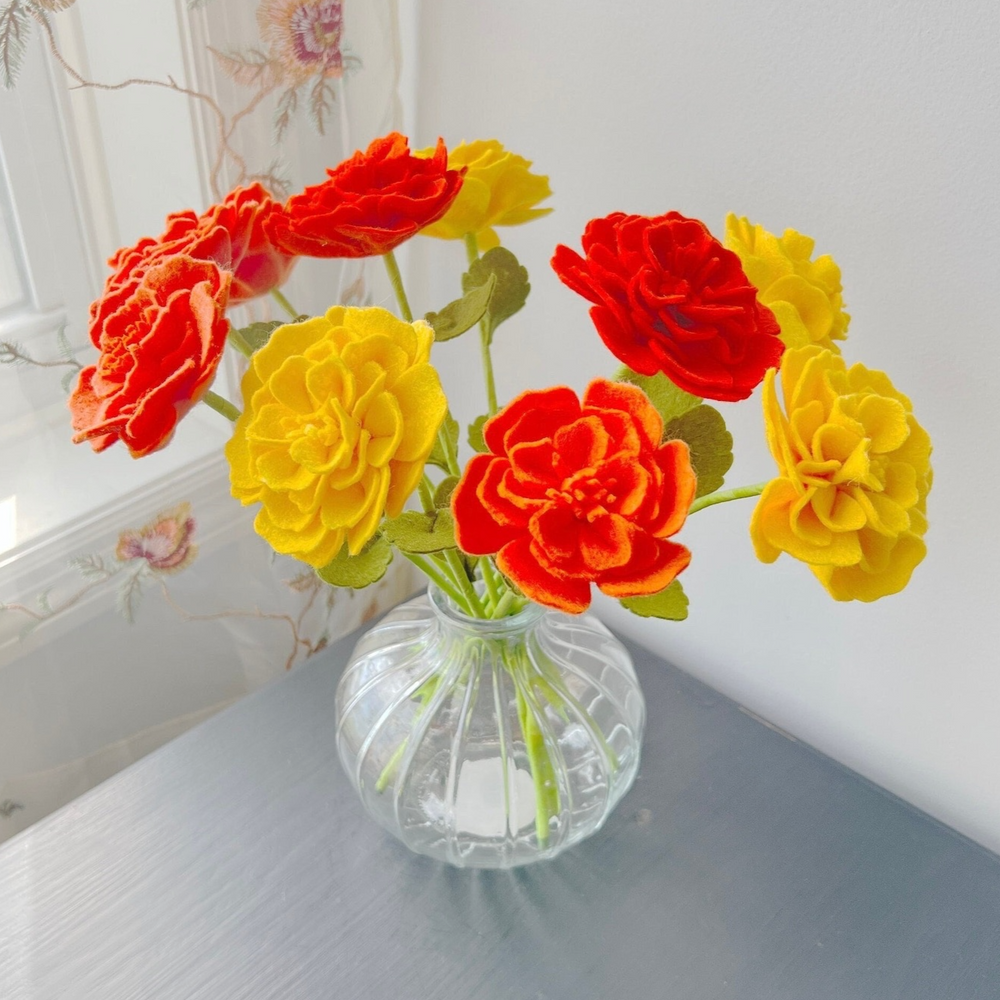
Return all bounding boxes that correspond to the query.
[411,1,1000,851]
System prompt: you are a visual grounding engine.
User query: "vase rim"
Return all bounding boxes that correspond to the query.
[427,583,546,634]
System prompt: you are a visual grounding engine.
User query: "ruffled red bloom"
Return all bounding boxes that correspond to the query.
[265,132,466,258]
[452,379,697,613]
[70,257,231,458]
[551,212,784,402]
[89,184,294,347]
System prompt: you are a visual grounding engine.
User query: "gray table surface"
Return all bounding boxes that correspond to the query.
[2,621,999,1000]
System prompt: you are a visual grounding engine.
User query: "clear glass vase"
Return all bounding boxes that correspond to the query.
[335,586,645,868]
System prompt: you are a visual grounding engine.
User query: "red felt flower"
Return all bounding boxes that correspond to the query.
[264,132,466,258]
[89,184,294,348]
[70,257,231,458]
[551,212,784,402]
[452,379,697,613]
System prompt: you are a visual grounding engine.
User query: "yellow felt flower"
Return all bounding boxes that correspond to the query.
[418,139,552,250]
[750,346,932,602]
[725,214,850,353]
[226,306,447,567]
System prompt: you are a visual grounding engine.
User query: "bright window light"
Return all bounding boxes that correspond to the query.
[0,495,16,553]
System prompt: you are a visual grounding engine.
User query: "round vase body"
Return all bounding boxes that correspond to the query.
[335,588,645,868]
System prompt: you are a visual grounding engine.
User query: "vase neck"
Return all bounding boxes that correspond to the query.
[427,584,545,640]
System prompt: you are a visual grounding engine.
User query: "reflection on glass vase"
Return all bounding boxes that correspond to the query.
[335,586,645,868]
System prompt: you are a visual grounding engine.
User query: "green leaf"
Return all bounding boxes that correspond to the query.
[382,509,456,554]
[616,368,701,427]
[462,246,530,345]
[427,411,459,473]
[316,534,392,589]
[620,581,689,621]
[424,273,496,342]
[432,476,459,509]
[467,414,489,453]
[237,320,283,353]
[664,404,734,498]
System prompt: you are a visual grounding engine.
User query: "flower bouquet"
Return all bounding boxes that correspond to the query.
[71,132,932,867]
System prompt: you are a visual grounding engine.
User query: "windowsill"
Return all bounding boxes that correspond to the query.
[0,398,232,559]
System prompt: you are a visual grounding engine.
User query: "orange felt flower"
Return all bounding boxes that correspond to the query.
[265,132,466,258]
[70,257,231,458]
[452,379,697,613]
[89,183,294,347]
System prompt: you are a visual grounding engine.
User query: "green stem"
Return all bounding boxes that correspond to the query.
[688,481,768,515]
[405,553,471,614]
[464,233,498,415]
[375,675,440,792]
[480,558,501,610]
[383,250,413,322]
[514,675,558,846]
[227,328,254,359]
[418,476,435,514]
[271,287,299,320]
[491,588,519,619]
[202,390,240,422]
[445,548,485,617]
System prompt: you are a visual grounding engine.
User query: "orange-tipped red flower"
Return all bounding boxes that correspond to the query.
[452,379,697,613]
[552,212,784,402]
[70,257,231,458]
[89,184,294,349]
[265,132,467,258]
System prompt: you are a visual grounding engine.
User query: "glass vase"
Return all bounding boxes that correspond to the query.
[335,586,645,868]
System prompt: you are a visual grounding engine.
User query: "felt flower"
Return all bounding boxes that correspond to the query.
[116,503,198,573]
[257,0,345,84]
[226,306,447,567]
[265,132,466,259]
[750,346,932,601]
[551,212,784,402]
[70,257,231,458]
[417,139,552,250]
[452,379,696,613]
[725,214,849,353]
[89,184,294,347]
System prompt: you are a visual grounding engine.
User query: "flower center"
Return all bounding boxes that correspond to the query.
[545,475,618,522]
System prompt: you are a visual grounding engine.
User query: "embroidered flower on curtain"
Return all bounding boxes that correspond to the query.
[258,0,346,84]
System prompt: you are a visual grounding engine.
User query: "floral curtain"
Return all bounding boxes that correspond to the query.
[0,0,412,843]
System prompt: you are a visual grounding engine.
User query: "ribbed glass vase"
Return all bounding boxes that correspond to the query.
[335,586,645,868]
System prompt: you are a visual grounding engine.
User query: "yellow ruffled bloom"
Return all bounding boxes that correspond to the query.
[750,346,932,602]
[226,306,447,568]
[725,214,850,353]
[418,139,552,250]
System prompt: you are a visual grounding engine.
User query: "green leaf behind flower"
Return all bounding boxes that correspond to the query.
[382,509,456,553]
[462,247,530,345]
[616,368,701,425]
[317,534,392,589]
[432,476,459,509]
[424,273,496,342]
[427,411,459,473]
[467,414,489,453]
[620,580,689,621]
[237,320,283,353]
[664,405,734,498]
